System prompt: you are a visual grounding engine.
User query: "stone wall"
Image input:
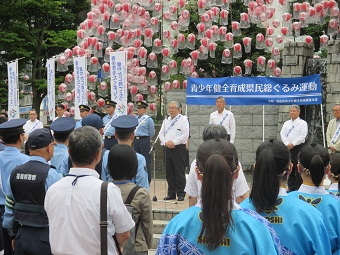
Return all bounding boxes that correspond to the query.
[157,39,340,171]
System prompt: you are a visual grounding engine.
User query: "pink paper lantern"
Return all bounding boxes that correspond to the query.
[164,82,172,90]
[65,74,73,83]
[88,91,96,101]
[149,103,157,111]
[172,80,180,89]
[59,83,67,93]
[182,80,187,89]
[135,93,143,101]
[65,92,73,101]
[149,85,157,94]
[130,85,138,95]
[97,98,105,107]
[102,63,110,72]
[100,81,108,90]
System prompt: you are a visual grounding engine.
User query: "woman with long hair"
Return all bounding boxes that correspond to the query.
[157,139,283,254]
[289,143,340,254]
[329,153,340,196]
[242,140,331,254]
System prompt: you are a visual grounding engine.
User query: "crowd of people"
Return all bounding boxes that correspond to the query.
[0,99,338,254]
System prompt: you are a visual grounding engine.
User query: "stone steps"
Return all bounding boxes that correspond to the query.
[149,209,180,251]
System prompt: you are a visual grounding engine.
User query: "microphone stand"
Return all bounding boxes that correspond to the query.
[149,115,169,202]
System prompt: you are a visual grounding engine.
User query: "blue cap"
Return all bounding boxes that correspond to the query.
[82,114,104,130]
[136,101,148,108]
[50,117,76,133]
[0,119,26,133]
[28,128,54,149]
[111,115,138,133]
[105,100,117,107]
[79,105,91,111]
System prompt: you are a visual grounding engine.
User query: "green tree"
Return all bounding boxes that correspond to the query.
[0,0,89,117]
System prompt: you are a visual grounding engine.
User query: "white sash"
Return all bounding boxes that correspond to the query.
[331,123,340,144]
[135,115,149,134]
[286,119,301,138]
[165,114,182,135]
[27,120,41,135]
[219,112,228,125]
[103,114,119,136]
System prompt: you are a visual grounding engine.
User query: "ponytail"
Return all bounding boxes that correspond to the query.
[250,140,290,213]
[250,149,280,212]
[196,139,236,251]
[299,143,329,187]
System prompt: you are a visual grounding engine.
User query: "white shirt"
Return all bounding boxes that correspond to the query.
[45,168,135,255]
[328,183,338,191]
[298,184,328,195]
[23,119,43,135]
[209,109,236,143]
[280,117,308,146]
[159,114,189,146]
[184,159,249,204]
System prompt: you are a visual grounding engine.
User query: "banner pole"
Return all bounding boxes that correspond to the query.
[320,104,326,148]
[262,105,265,142]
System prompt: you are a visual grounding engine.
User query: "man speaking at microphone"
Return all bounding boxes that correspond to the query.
[159,101,189,202]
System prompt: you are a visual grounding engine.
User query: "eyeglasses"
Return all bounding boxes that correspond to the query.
[332,109,340,112]
[168,107,178,110]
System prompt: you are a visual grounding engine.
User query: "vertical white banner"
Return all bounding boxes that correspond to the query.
[110,51,127,115]
[73,56,88,119]
[7,60,19,120]
[46,58,56,121]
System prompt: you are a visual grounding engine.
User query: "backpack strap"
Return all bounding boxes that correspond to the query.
[125,185,141,205]
[125,185,142,238]
[100,182,109,255]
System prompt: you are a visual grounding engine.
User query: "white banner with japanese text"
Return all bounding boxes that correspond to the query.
[46,58,56,121]
[73,56,88,119]
[110,51,127,115]
[7,60,19,119]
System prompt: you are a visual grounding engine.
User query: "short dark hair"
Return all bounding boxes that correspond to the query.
[202,124,228,141]
[108,144,138,180]
[68,126,102,167]
[115,130,133,142]
[53,132,71,143]
[56,104,65,110]
[2,132,21,144]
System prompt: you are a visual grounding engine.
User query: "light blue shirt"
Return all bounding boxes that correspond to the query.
[50,143,69,175]
[242,192,332,255]
[135,114,155,137]
[102,152,150,191]
[0,147,30,206]
[3,155,62,234]
[103,114,115,136]
[156,206,283,254]
[74,120,82,130]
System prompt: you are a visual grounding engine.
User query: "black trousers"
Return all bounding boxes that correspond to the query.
[14,226,52,255]
[104,137,118,150]
[288,143,304,191]
[134,137,151,183]
[164,145,186,198]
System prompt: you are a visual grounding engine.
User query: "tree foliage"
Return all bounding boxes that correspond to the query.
[0,0,89,116]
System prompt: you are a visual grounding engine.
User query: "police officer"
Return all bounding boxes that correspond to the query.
[3,128,62,255]
[0,119,30,255]
[50,117,76,174]
[134,101,155,183]
[74,104,91,129]
[110,115,149,191]
[102,100,119,150]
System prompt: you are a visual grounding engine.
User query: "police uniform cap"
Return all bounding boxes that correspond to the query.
[28,128,54,149]
[50,117,76,133]
[0,119,26,134]
[105,100,117,107]
[136,101,148,108]
[82,114,104,130]
[79,105,91,112]
[111,115,138,133]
